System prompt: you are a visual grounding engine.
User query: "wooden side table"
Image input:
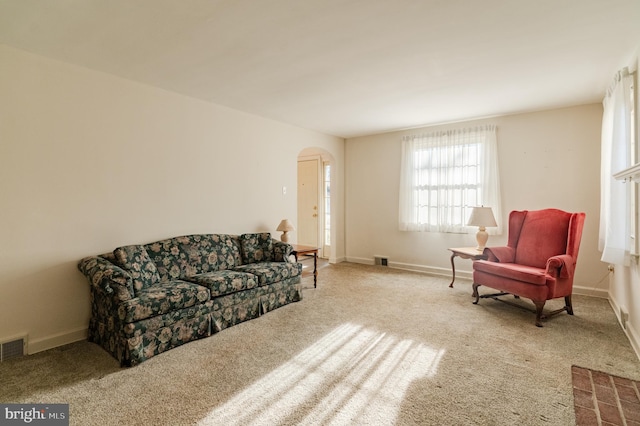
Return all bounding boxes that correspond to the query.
[290,244,319,288]
[447,247,487,288]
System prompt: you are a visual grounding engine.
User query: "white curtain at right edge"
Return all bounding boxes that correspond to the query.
[599,68,633,265]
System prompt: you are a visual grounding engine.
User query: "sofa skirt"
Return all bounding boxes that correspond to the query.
[259,277,303,314]
[89,303,211,367]
[89,276,302,366]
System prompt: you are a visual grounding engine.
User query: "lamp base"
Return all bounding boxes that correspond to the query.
[280,231,289,242]
[476,226,488,251]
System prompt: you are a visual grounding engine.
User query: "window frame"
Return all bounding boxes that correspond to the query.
[399,125,502,234]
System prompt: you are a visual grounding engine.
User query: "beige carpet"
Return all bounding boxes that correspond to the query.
[2,262,640,425]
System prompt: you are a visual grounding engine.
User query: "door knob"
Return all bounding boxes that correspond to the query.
[313,213,318,217]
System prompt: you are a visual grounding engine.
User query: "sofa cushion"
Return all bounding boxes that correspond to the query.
[117,280,210,323]
[145,234,242,281]
[186,271,259,297]
[240,233,274,264]
[113,245,161,294]
[233,262,301,285]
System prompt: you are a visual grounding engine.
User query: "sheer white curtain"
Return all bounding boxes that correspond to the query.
[599,68,633,265]
[399,125,502,234]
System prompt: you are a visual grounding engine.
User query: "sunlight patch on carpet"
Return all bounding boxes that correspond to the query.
[198,323,445,425]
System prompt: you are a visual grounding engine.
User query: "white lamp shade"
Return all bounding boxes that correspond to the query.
[467,207,497,228]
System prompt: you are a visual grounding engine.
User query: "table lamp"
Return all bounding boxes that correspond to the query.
[467,206,497,251]
[276,219,295,242]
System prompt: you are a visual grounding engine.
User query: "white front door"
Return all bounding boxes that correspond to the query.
[297,159,319,248]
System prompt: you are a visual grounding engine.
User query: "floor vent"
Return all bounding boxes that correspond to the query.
[374,256,388,266]
[1,337,26,361]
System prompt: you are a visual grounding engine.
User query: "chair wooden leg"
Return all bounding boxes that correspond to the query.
[472,283,481,304]
[533,300,546,327]
[565,295,574,315]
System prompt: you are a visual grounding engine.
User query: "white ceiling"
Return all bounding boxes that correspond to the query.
[1,0,639,138]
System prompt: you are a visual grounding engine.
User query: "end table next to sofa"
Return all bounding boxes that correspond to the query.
[290,244,319,288]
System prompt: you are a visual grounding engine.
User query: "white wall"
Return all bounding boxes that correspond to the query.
[0,44,345,353]
[345,104,608,296]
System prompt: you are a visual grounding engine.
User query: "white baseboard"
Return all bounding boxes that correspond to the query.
[625,322,640,362]
[346,257,469,280]
[389,260,469,280]
[28,327,88,355]
[346,256,375,265]
[573,285,609,299]
[348,257,613,296]
[609,297,640,362]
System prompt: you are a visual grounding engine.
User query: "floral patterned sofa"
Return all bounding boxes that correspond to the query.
[77,233,302,366]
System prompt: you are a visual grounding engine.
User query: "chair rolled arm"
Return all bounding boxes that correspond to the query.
[546,254,575,279]
[483,246,516,263]
[77,256,134,301]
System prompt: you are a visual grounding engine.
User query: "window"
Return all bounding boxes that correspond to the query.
[323,162,331,248]
[399,125,502,234]
[600,68,635,264]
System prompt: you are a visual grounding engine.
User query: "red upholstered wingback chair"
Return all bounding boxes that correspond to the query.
[472,209,585,327]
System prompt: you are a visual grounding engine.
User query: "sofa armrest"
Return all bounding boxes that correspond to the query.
[77,256,134,301]
[546,254,575,279]
[272,239,294,262]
